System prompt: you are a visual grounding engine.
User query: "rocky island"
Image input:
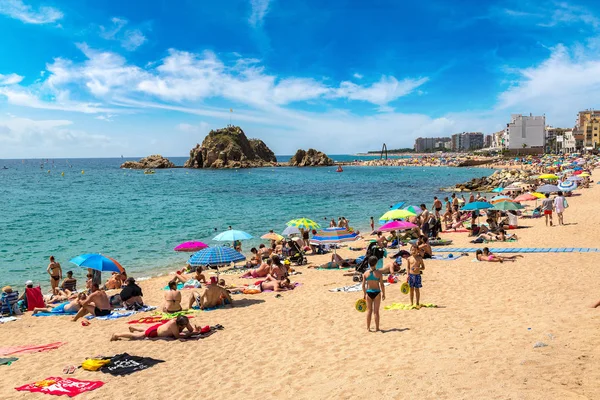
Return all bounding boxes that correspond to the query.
[289,149,334,167]
[445,169,534,192]
[120,154,175,169]
[184,126,277,169]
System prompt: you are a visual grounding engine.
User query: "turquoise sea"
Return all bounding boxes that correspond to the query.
[0,156,494,289]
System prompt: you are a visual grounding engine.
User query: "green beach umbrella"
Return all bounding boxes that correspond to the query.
[379,209,417,221]
[287,218,320,230]
[492,201,524,211]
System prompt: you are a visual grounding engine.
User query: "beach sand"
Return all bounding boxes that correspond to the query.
[2,174,599,399]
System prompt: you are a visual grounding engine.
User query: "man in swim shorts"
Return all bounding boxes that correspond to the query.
[542,193,554,226]
[111,315,199,341]
[406,245,425,307]
[32,293,86,314]
[188,284,234,310]
[433,196,442,218]
[72,283,112,321]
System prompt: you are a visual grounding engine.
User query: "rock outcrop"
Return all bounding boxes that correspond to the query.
[184,126,277,169]
[289,149,334,167]
[120,155,175,169]
[444,169,535,192]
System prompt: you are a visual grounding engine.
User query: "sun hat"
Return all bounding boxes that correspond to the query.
[25,280,33,286]
[2,286,13,293]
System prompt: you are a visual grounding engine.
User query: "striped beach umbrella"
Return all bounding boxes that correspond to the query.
[403,205,423,216]
[188,246,246,267]
[287,218,320,230]
[311,227,358,244]
[558,180,577,191]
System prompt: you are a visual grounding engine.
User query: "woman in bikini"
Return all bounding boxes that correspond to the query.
[362,256,385,332]
[163,280,183,313]
[241,258,272,278]
[47,256,62,292]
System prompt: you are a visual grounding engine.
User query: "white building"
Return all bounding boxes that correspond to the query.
[557,130,576,154]
[504,114,546,150]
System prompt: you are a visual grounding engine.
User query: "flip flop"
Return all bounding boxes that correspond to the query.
[81,320,90,326]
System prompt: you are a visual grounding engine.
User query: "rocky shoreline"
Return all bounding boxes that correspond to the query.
[443,168,534,192]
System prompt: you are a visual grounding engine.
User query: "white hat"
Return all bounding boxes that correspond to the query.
[25,280,33,286]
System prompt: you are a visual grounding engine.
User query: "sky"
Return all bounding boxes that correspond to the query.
[2,0,600,158]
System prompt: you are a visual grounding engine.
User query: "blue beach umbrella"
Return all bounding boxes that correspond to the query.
[491,187,504,193]
[188,246,246,267]
[460,201,493,211]
[390,201,406,210]
[558,180,577,191]
[70,253,124,273]
[213,229,253,242]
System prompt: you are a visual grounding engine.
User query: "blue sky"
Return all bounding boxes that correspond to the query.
[1,0,600,157]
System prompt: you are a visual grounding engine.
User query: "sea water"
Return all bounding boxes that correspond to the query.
[0,156,493,288]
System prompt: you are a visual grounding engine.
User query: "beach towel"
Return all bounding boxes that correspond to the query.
[384,303,437,310]
[154,310,195,319]
[25,287,45,311]
[0,357,18,366]
[0,342,65,357]
[99,353,164,376]
[0,316,18,323]
[15,377,104,397]
[33,303,78,317]
[430,255,464,261]
[85,311,136,321]
[329,282,390,293]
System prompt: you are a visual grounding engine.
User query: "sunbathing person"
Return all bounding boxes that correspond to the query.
[258,276,294,292]
[476,228,517,242]
[417,236,433,259]
[475,249,521,263]
[163,280,183,313]
[120,277,144,308]
[245,247,262,267]
[378,253,409,275]
[188,284,233,310]
[72,283,112,321]
[111,315,198,341]
[308,253,357,269]
[33,293,87,314]
[483,247,522,261]
[241,258,273,278]
[173,268,206,286]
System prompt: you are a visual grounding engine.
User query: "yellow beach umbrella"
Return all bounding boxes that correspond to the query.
[530,192,545,199]
[380,209,417,221]
[539,174,558,180]
[580,172,590,177]
[286,218,320,230]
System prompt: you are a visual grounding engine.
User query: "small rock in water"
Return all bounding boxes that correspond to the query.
[533,342,548,348]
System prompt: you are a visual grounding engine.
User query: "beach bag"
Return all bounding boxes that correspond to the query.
[82,358,111,371]
[563,198,568,208]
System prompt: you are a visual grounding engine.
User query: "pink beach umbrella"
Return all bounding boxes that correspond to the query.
[379,220,418,232]
[174,241,209,252]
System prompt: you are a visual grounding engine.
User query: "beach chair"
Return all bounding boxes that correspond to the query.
[25,286,45,311]
[1,291,20,316]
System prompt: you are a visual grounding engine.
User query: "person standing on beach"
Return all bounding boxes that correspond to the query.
[554,191,567,225]
[542,193,554,226]
[370,217,375,232]
[406,245,425,308]
[433,197,442,218]
[47,256,62,292]
[451,193,459,209]
[362,256,385,332]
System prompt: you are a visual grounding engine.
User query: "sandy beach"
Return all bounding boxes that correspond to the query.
[1,171,599,400]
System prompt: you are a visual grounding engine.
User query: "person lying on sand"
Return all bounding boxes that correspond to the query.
[173,268,207,285]
[33,293,87,314]
[308,253,356,269]
[163,280,183,313]
[241,258,272,278]
[475,229,517,242]
[72,283,111,321]
[111,315,198,341]
[188,284,233,310]
[475,249,522,263]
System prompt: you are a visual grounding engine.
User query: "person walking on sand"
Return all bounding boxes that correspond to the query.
[553,191,567,226]
[406,245,425,308]
[47,256,63,292]
[362,256,385,332]
[542,193,554,226]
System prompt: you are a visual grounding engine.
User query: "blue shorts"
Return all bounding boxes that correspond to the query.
[408,274,422,288]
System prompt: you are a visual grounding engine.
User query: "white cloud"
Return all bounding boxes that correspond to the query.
[0,0,63,24]
[176,121,210,133]
[249,0,271,27]
[353,73,363,79]
[336,76,429,106]
[95,114,115,122]
[99,17,147,51]
[500,2,599,29]
[0,73,24,85]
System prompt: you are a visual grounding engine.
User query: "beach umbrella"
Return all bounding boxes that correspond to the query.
[558,181,577,191]
[491,187,504,193]
[311,227,358,244]
[282,226,301,236]
[461,201,493,211]
[287,218,320,230]
[491,195,511,202]
[70,253,124,273]
[567,176,583,181]
[503,184,522,191]
[530,192,546,199]
[580,172,590,177]
[261,232,284,241]
[188,246,246,267]
[379,220,418,232]
[492,201,524,211]
[174,241,209,252]
[389,201,406,210]
[213,229,253,242]
[380,209,417,221]
[403,205,423,215]
[536,184,560,193]
[514,193,537,202]
[539,174,558,180]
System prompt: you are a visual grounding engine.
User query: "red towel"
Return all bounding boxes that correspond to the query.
[26,287,45,311]
[15,377,104,397]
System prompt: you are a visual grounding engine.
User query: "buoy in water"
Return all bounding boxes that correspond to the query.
[61,172,64,177]
[81,170,84,174]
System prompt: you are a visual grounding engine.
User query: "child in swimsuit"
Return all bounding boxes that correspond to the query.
[362,256,385,332]
[406,245,425,308]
